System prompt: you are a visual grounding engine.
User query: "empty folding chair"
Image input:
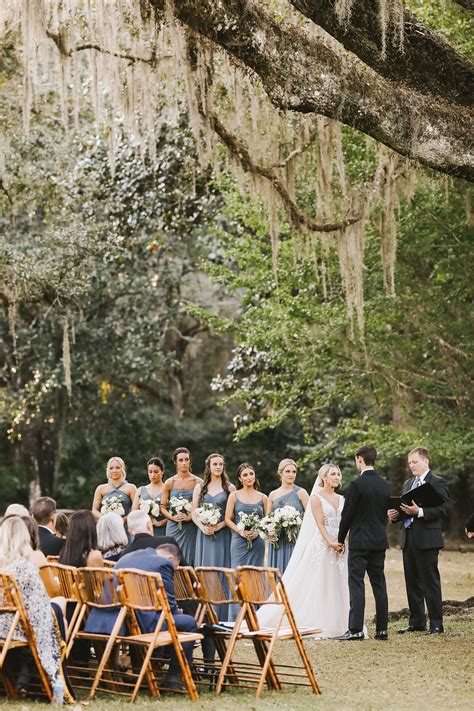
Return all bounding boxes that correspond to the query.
[235,566,321,698]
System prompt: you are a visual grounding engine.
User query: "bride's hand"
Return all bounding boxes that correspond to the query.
[330,542,344,553]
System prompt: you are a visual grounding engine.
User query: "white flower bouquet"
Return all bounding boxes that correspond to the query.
[258,513,279,548]
[273,505,303,545]
[168,495,192,530]
[139,496,161,520]
[195,502,221,540]
[101,495,125,516]
[236,510,262,550]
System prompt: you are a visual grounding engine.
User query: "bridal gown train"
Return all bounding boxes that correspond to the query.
[258,493,349,638]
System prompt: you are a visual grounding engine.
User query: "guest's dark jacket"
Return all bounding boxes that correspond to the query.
[117,532,186,564]
[399,471,449,551]
[84,549,179,634]
[338,469,390,549]
[38,525,64,556]
[117,549,179,630]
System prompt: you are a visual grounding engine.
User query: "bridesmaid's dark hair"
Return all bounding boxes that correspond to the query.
[236,463,261,491]
[172,447,192,470]
[59,510,98,567]
[147,456,165,471]
[199,453,231,504]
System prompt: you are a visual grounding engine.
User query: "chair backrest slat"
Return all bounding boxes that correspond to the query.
[76,567,122,607]
[117,569,165,612]
[236,566,283,606]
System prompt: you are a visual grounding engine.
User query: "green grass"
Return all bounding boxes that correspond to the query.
[1,550,472,710]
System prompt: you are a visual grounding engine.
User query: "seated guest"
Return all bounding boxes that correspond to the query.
[59,510,103,568]
[55,512,69,538]
[97,512,128,561]
[31,497,64,556]
[0,516,63,694]
[86,542,198,691]
[4,503,30,517]
[465,513,474,540]
[117,510,185,563]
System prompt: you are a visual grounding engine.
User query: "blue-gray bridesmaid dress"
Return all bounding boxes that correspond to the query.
[138,485,166,538]
[165,486,197,566]
[230,496,265,568]
[102,481,133,540]
[268,485,304,574]
[194,489,231,623]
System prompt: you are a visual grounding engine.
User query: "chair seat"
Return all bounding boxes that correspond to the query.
[126,631,203,645]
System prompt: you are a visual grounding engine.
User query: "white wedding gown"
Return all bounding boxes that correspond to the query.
[257,491,349,638]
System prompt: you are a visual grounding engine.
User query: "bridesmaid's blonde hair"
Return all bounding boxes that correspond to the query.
[277,458,297,478]
[106,456,127,480]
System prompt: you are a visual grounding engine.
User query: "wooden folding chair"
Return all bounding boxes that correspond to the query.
[174,566,203,621]
[234,566,321,698]
[0,571,53,701]
[66,567,130,698]
[39,563,81,644]
[117,568,203,702]
[103,560,116,568]
[194,566,277,692]
[46,555,60,562]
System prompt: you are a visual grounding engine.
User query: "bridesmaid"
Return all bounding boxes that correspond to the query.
[266,458,309,574]
[225,463,267,569]
[160,447,203,566]
[91,457,137,532]
[132,457,167,538]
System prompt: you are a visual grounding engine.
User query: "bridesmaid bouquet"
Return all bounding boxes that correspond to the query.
[236,511,261,550]
[194,503,221,540]
[259,514,279,548]
[273,505,303,545]
[168,495,193,530]
[101,496,125,516]
[139,496,161,519]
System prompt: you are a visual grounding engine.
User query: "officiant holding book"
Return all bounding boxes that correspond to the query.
[388,447,449,635]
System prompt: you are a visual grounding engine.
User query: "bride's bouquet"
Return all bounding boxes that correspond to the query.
[273,505,303,545]
[168,495,192,530]
[101,496,125,516]
[236,510,261,550]
[138,496,161,520]
[259,513,279,548]
[194,502,221,540]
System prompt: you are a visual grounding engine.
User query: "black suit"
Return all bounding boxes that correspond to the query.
[399,471,449,630]
[338,469,391,633]
[38,526,64,556]
[117,532,186,565]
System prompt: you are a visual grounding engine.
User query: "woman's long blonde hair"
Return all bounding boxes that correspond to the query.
[0,516,32,567]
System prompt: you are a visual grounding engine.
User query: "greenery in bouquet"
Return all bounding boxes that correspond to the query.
[168,495,193,530]
[194,502,221,540]
[236,510,262,550]
[100,495,125,516]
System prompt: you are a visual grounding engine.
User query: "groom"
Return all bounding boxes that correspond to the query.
[338,445,391,640]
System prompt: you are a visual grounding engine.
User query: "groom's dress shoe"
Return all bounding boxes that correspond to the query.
[374,630,388,640]
[397,625,426,634]
[338,630,364,641]
[427,627,444,635]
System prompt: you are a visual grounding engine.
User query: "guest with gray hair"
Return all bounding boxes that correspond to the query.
[97,512,129,561]
[4,503,30,518]
[117,509,185,563]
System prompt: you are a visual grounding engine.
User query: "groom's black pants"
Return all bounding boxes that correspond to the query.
[348,548,388,633]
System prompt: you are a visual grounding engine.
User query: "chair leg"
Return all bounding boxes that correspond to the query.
[173,638,199,701]
[292,631,321,694]
[254,610,285,699]
[215,606,246,694]
[87,608,128,700]
[130,641,160,703]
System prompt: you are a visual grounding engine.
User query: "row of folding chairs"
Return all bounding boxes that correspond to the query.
[2,562,321,702]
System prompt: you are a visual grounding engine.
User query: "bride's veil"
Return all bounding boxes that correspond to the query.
[279,474,322,583]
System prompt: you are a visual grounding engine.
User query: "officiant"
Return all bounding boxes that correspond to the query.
[388,447,449,635]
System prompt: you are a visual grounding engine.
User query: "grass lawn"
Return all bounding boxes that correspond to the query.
[1,549,472,710]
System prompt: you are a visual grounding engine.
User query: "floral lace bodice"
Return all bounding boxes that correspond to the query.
[311,494,345,571]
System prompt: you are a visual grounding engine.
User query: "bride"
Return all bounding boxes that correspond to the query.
[257,463,349,638]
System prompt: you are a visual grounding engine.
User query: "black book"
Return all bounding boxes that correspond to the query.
[389,482,445,518]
